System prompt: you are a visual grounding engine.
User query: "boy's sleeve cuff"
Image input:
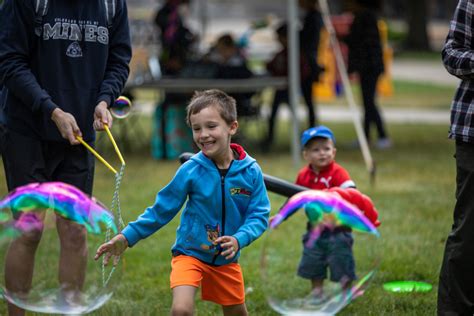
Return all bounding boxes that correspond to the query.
[121,225,141,247]
[233,232,250,250]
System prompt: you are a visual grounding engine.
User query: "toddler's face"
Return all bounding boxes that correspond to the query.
[303,138,336,171]
[189,105,237,161]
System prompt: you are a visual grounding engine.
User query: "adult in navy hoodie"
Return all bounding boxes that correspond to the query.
[0,1,131,315]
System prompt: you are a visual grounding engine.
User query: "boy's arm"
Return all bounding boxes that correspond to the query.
[96,0,132,107]
[122,165,190,246]
[442,0,474,80]
[328,187,380,227]
[333,166,356,189]
[233,167,271,249]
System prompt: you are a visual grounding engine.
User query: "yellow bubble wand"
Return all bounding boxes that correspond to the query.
[75,96,131,173]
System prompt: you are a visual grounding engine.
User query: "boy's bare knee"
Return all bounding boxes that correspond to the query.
[222,304,248,316]
[171,304,194,316]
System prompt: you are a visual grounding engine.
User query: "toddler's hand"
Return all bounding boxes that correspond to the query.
[94,233,128,266]
[215,236,239,260]
[269,215,276,225]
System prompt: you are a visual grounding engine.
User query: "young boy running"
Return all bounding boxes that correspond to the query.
[95,89,270,315]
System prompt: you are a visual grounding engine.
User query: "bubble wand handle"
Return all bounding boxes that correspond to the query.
[103,124,126,166]
[76,136,117,174]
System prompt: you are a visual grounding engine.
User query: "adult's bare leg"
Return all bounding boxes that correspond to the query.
[5,214,45,316]
[56,215,87,304]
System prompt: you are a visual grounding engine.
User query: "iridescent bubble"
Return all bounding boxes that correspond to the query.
[0,182,122,314]
[110,96,132,119]
[261,189,381,315]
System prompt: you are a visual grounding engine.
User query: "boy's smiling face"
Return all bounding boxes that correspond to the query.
[190,105,238,161]
[303,137,336,171]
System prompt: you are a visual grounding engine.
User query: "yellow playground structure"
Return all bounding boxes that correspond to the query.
[314,16,393,101]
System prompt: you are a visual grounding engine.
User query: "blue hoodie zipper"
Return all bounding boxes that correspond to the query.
[211,160,234,264]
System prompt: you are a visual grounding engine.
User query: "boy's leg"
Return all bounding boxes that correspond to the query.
[297,234,327,282]
[171,285,197,316]
[170,256,203,315]
[222,303,248,316]
[328,232,356,290]
[200,262,245,307]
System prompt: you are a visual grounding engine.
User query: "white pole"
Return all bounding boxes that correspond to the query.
[287,0,301,168]
[318,0,375,179]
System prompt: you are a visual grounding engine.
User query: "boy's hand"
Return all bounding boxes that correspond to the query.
[215,236,239,260]
[94,233,128,266]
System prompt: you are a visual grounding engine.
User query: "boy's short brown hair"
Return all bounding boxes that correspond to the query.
[186,89,237,126]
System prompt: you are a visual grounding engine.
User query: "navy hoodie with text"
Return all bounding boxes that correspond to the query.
[0,0,131,142]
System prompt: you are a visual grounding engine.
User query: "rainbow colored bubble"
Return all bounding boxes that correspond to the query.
[0,182,117,235]
[262,190,381,315]
[0,182,121,314]
[271,190,379,237]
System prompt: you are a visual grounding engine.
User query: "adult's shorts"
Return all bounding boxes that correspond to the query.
[1,128,94,194]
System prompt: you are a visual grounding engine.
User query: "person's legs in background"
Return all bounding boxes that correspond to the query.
[359,71,391,149]
[438,141,474,316]
[301,79,317,128]
[265,90,288,150]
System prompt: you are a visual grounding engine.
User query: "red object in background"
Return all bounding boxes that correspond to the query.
[331,13,354,37]
[329,14,356,96]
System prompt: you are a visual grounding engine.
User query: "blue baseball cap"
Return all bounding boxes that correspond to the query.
[301,125,336,147]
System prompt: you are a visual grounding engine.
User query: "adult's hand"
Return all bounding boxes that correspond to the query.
[93,101,113,131]
[51,108,81,145]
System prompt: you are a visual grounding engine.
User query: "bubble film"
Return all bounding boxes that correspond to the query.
[0,182,122,314]
[262,190,380,315]
[110,96,132,119]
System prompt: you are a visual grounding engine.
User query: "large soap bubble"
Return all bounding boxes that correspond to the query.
[261,189,381,315]
[0,182,122,314]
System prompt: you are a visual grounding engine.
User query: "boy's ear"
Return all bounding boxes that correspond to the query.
[302,148,308,160]
[229,120,239,135]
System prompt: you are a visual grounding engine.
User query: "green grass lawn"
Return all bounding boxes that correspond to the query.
[0,120,454,315]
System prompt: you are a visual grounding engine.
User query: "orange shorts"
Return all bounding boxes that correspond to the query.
[170,255,245,306]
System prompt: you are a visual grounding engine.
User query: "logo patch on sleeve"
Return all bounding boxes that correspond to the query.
[230,187,252,197]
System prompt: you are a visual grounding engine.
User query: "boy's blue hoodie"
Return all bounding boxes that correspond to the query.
[0,0,131,142]
[122,144,271,266]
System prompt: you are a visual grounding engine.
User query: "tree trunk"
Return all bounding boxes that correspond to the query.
[404,0,431,51]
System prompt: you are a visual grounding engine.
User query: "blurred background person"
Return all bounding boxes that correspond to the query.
[343,0,391,149]
[154,0,197,76]
[204,33,255,118]
[264,9,324,151]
